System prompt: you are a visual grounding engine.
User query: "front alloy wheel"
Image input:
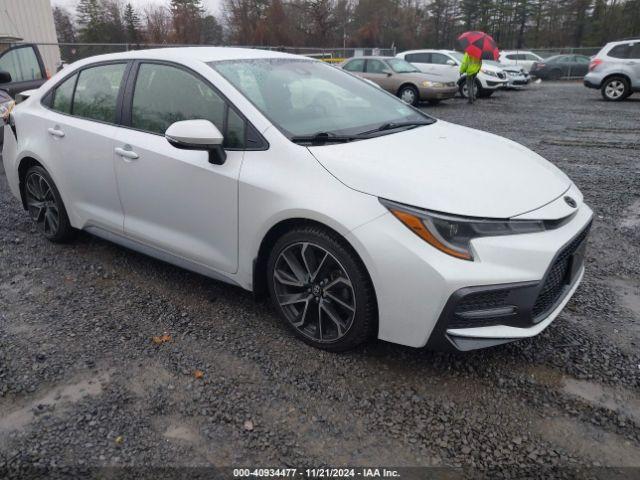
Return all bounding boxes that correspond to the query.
[267,227,376,351]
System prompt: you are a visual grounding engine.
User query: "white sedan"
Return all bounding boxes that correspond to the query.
[3,48,593,352]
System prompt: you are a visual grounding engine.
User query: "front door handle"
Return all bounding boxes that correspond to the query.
[115,146,139,160]
[47,126,65,138]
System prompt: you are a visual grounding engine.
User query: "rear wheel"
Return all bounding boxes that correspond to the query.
[601,76,630,101]
[23,165,75,243]
[398,85,419,106]
[267,226,377,352]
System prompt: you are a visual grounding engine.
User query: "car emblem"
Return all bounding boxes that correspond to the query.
[564,196,577,208]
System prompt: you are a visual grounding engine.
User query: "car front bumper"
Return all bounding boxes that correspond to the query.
[347,187,593,350]
[419,85,458,100]
[505,73,531,87]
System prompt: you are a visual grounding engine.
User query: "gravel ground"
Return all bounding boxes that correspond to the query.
[1,82,639,478]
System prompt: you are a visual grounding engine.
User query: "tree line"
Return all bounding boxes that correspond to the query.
[54,0,640,54]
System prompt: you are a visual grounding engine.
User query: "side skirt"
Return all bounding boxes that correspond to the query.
[84,226,242,288]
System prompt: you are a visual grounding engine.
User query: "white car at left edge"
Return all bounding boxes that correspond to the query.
[3,48,592,353]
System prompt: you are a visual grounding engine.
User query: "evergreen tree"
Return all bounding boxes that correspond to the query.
[123,3,142,44]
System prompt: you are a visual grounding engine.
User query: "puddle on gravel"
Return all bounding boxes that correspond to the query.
[621,199,640,230]
[536,416,640,467]
[562,378,640,425]
[163,424,199,443]
[0,371,110,438]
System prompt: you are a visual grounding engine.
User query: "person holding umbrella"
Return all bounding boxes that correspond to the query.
[459,52,482,104]
[457,31,500,104]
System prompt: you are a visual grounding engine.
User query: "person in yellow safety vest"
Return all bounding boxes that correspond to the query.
[459,52,482,104]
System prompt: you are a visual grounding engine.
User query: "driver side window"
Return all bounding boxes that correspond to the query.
[131,63,246,148]
[366,60,387,74]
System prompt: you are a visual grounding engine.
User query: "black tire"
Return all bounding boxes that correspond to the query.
[23,165,76,243]
[601,76,630,102]
[266,226,377,352]
[459,79,480,99]
[397,85,419,106]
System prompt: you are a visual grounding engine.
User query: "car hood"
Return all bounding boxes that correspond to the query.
[481,63,504,72]
[308,121,571,219]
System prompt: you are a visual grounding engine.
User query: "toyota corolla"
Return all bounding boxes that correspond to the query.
[2,48,592,352]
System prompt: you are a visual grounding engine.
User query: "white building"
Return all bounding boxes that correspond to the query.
[0,0,61,74]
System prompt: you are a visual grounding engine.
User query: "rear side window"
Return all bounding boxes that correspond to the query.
[73,63,126,123]
[431,53,451,64]
[405,53,430,63]
[52,74,76,114]
[630,43,640,59]
[608,44,630,59]
[343,59,365,72]
[0,46,43,82]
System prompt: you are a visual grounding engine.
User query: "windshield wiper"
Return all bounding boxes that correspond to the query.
[291,132,360,145]
[357,120,434,137]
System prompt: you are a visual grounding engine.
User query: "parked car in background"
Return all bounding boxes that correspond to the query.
[485,61,530,88]
[584,39,640,101]
[341,56,457,106]
[499,51,543,72]
[0,42,49,145]
[530,55,591,80]
[397,50,509,98]
[3,47,593,353]
[0,42,48,97]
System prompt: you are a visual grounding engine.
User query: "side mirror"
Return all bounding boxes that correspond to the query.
[0,70,12,83]
[382,68,393,76]
[165,119,226,165]
[446,59,456,66]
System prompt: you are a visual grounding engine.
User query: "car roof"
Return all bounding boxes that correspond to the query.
[400,49,455,54]
[345,56,393,61]
[71,47,302,65]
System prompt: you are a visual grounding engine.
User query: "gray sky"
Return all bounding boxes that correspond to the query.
[51,0,223,16]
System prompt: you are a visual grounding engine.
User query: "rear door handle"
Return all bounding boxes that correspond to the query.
[115,146,139,160]
[47,127,65,138]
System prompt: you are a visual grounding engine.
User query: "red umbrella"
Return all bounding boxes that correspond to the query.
[457,31,499,61]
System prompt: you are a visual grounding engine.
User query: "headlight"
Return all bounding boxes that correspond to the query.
[380,199,545,261]
[422,80,434,87]
[0,99,15,124]
[481,69,497,77]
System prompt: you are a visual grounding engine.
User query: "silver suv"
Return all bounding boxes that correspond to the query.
[584,39,640,101]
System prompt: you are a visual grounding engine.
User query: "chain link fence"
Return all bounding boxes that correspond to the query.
[1,40,603,80]
[1,41,397,71]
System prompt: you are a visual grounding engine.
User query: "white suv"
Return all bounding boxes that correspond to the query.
[584,39,640,101]
[397,49,509,98]
[499,51,543,72]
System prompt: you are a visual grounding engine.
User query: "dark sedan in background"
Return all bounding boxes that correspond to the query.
[530,54,591,79]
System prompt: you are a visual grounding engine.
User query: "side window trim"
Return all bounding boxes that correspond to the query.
[41,60,132,127]
[121,59,268,151]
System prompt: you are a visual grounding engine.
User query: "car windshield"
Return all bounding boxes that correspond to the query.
[210,58,434,140]
[387,58,420,73]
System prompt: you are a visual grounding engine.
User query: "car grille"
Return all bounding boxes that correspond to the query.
[532,224,591,319]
